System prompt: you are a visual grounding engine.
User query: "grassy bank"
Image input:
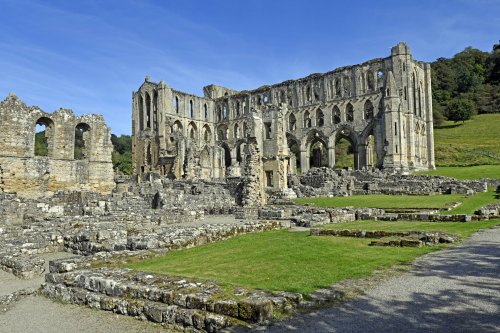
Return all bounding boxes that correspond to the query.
[433,114,500,166]
[417,165,500,179]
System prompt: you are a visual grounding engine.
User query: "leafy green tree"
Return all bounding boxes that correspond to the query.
[110,134,132,174]
[446,99,476,123]
[34,131,48,156]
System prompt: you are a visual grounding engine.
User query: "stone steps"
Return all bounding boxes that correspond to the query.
[42,263,301,332]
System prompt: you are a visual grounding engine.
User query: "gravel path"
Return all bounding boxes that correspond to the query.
[233,226,500,333]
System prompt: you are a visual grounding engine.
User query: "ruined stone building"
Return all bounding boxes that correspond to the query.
[0,94,115,198]
[132,42,435,202]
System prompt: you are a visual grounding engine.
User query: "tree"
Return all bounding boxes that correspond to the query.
[446,99,476,123]
[110,134,132,174]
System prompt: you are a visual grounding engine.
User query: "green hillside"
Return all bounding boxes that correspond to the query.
[433,113,500,166]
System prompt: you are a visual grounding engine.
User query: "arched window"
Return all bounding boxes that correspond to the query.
[335,79,341,96]
[316,109,324,127]
[173,120,183,133]
[204,104,208,120]
[236,102,240,116]
[343,76,351,97]
[346,103,354,122]
[234,123,239,139]
[217,125,228,140]
[412,73,417,115]
[304,111,311,128]
[145,92,151,128]
[74,123,91,160]
[367,71,374,91]
[306,86,311,101]
[189,100,194,118]
[418,83,422,117]
[377,69,384,81]
[216,107,222,122]
[203,125,211,143]
[332,106,341,124]
[34,117,54,157]
[364,100,374,120]
[188,122,197,140]
[153,92,158,129]
[223,106,228,119]
[173,96,179,114]
[138,95,144,130]
[289,113,296,131]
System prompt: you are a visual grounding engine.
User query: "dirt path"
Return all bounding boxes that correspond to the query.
[237,227,500,332]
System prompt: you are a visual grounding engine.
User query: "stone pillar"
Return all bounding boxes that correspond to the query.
[328,147,335,168]
[300,150,308,174]
[357,144,367,170]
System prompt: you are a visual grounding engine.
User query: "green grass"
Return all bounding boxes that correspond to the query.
[433,114,500,166]
[294,194,463,209]
[417,165,500,180]
[128,220,499,296]
[319,219,500,238]
[294,189,500,214]
[128,230,439,295]
[446,188,500,214]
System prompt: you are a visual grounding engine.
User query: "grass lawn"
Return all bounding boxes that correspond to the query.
[128,230,439,295]
[417,165,500,180]
[294,188,499,214]
[446,188,499,214]
[318,220,500,238]
[433,114,500,166]
[294,194,463,209]
[128,220,499,296]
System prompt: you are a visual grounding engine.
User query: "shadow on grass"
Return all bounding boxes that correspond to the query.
[228,228,500,333]
[435,123,463,129]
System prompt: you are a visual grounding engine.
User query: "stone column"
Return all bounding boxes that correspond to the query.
[328,147,335,168]
[300,150,308,174]
[357,144,367,170]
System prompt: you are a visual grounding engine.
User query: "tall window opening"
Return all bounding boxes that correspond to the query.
[74,123,91,160]
[35,117,54,157]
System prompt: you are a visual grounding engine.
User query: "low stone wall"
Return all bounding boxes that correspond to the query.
[65,220,285,256]
[42,263,302,331]
[310,228,459,246]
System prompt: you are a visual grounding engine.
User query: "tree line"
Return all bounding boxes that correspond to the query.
[432,41,500,124]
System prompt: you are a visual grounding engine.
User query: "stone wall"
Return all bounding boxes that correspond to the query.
[294,167,487,197]
[0,94,115,198]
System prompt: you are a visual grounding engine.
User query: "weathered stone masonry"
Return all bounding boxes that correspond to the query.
[0,94,115,197]
[132,42,435,200]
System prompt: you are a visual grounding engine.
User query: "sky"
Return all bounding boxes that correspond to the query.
[0,0,499,135]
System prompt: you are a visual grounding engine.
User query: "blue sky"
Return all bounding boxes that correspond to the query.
[0,0,499,135]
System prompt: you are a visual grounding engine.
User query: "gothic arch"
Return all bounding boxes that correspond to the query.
[187,121,197,140]
[316,108,324,127]
[74,122,91,160]
[332,105,341,124]
[289,113,297,131]
[202,124,212,143]
[34,117,55,157]
[364,100,374,120]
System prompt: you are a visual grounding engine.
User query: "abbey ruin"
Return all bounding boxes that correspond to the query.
[132,42,436,205]
[1,42,498,333]
[0,93,115,198]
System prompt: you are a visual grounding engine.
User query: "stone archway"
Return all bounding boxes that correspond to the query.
[332,126,358,169]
